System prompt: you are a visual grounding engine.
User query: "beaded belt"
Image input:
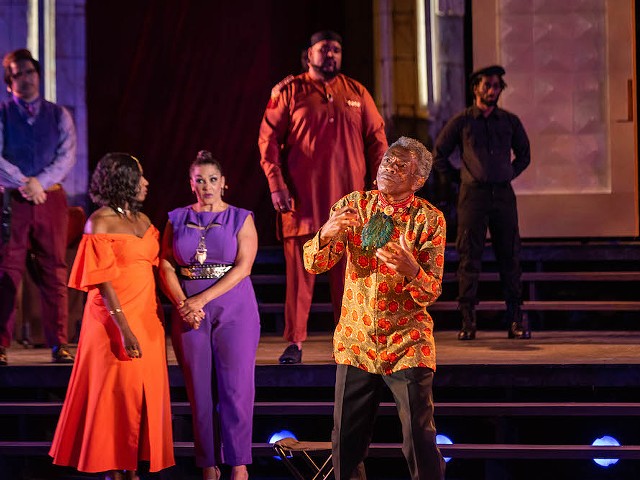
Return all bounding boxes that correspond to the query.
[179,264,232,280]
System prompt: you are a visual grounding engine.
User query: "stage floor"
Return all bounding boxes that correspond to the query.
[5,330,640,367]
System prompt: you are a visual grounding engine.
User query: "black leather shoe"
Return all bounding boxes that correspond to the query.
[0,346,7,366]
[279,344,302,364]
[52,345,75,364]
[508,322,531,339]
[458,328,476,341]
[506,305,531,339]
[457,306,477,341]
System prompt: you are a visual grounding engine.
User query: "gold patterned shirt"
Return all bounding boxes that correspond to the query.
[303,190,446,375]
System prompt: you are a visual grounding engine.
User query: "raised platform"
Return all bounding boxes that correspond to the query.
[4,240,640,478]
[2,332,640,479]
[2,331,640,390]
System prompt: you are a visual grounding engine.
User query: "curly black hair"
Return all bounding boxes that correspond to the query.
[89,153,144,214]
[189,150,223,177]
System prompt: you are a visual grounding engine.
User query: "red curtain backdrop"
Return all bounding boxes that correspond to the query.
[87,0,374,245]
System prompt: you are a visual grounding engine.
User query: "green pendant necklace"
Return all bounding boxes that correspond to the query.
[361,193,414,250]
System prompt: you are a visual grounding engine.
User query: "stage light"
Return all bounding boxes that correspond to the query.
[436,434,453,463]
[592,435,621,467]
[268,430,297,444]
[268,430,297,460]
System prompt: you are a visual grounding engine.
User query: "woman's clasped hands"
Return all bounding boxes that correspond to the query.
[178,297,206,329]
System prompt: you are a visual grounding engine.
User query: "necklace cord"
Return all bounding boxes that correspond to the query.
[194,211,219,265]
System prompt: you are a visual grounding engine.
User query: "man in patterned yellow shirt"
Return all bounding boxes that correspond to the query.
[303,137,446,480]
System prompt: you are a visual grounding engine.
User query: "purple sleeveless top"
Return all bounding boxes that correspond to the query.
[168,205,252,266]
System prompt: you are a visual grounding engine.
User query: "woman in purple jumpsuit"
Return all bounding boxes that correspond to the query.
[159,150,260,480]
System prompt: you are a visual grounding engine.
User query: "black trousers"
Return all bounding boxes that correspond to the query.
[456,182,522,306]
[332,365,445,480]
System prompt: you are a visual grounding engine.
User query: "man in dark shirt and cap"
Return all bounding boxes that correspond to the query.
[433,65,531,341]
[259,30,388,363]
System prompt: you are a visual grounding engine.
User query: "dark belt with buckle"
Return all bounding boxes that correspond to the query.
[179,264,233,280]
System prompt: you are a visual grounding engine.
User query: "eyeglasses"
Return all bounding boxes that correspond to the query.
[10,68,37,80]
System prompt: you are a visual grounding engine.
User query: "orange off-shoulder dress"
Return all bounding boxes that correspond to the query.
[49,227,175,473]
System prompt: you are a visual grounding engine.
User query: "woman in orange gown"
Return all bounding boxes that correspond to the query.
[49,153,175,480]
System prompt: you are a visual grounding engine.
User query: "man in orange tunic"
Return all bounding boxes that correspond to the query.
[259,30,388,364]
[304,137,446,479]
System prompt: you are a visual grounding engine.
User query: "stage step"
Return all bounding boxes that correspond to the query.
[4,400,640,463]
[273,438,640,460]
[251,271,640,285]
[258,300,640,313]
[254,242,640,264]
[4,401,640,416]
[234,243,640,336]
[2,440,640,460]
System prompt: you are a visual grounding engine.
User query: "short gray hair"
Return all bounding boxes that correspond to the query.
[388,136,432,179]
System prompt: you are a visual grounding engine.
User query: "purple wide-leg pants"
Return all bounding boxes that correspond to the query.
[172,277,260,467]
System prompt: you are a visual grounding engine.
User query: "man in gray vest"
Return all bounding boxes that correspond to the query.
[0,49,76,365]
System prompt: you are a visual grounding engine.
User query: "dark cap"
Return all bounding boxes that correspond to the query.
[470,65,505,83]
[309,30,342,47]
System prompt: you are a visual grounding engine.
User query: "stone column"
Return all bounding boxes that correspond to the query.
[56,0,87,209]
[373,0,394,130]
[431,0,466,133]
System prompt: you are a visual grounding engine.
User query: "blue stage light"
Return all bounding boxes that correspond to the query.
[436,434,453,463]
[268,430,297,444]
[592,435,620,467]
[269,430,298,460]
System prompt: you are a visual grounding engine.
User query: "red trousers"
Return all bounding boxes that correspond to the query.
[283,235,345,343]
[0,188,69,348]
